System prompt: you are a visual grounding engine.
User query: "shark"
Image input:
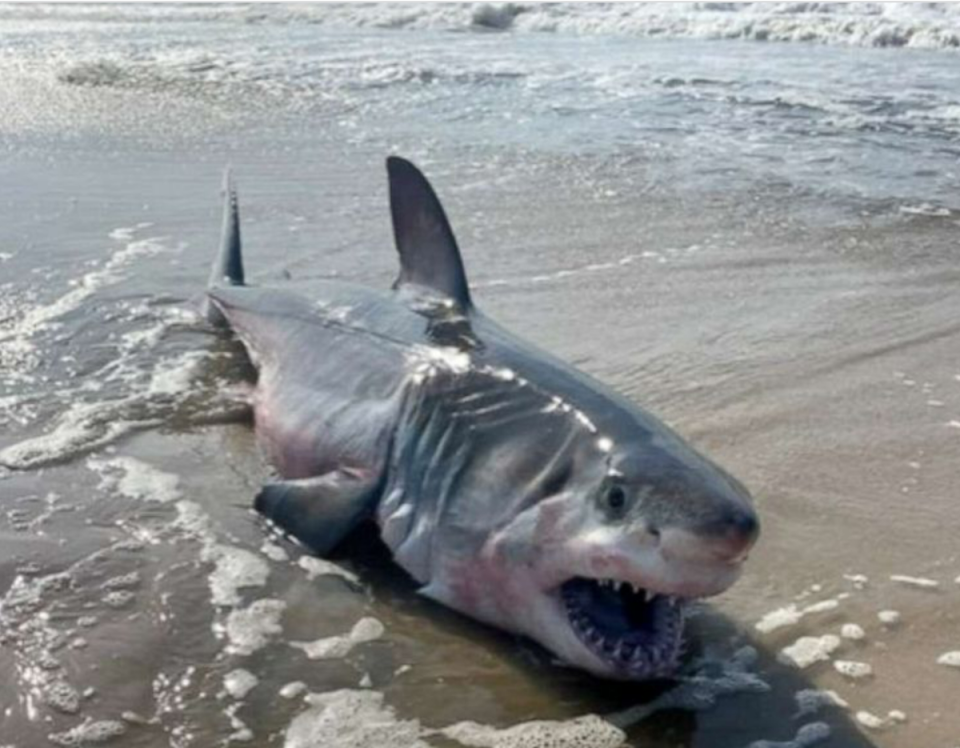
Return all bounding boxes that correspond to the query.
[202,157,759,680]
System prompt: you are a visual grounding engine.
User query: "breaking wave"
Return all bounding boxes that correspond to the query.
[5,3,960,51]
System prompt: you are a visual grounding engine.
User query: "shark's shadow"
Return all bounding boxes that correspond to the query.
[335,527,877,748]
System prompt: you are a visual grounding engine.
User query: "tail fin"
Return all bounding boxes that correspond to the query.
[204,168,245,325]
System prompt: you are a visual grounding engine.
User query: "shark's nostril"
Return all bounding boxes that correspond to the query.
[658,511,758,568]
[714,508,759,562]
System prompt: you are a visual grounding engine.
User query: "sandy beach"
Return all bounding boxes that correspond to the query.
[2,4,960,747]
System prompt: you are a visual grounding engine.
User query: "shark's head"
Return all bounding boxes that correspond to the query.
[427,420,759,681]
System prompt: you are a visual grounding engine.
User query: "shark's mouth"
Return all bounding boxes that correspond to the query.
[560,577,685,678]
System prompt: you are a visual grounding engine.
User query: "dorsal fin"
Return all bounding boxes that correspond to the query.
[209,167,244,288]
[204,168,245,326]
[387,156,472,310]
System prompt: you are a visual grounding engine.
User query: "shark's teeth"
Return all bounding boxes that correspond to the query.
[561,576,686,678]
[588,577,683,608]
[593,578,657,599]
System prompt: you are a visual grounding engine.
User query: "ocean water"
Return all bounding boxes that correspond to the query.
[1,4,960,747]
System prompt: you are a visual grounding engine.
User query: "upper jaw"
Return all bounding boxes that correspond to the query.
[543,541,745,601]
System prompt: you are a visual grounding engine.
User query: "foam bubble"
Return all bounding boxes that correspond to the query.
[290,617,384,660]
[260,540,289,562]
[221,599,286,656]
[147,350,210,397]
[280,681,307,699]
[936,651,960,668]
[103,590,135,608]
[855,710,907,731]
[756,606,803,633]
[438,715,624,747]
[43,680,81,714]
[284,689,426,748]
[778,636,841,669]
[205,545,270,607]
[839,623,865,641]
[285,690,623,748]
[102,572,141,590]
[48,718,127,746]
[297,555,359,585]
[889,574,940,590]
[833,660,872,679]
[224,668,259,699]
[755,598,840,634]
[226,702,254,743]
[899,203,952,217]
[1,401,160,470]
[0,235,175,394]
[1,327,206,471]
[877,610,901,626]
[87,456,182,504]
[108,223,152,242]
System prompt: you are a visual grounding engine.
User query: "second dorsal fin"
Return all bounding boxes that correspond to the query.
[387,156,472,310]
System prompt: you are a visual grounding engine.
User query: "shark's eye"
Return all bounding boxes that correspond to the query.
[601,483,628,516]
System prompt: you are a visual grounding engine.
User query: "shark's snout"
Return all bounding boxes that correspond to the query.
[659,505,760,567]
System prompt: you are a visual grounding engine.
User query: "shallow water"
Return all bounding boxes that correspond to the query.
[2,6,960,748]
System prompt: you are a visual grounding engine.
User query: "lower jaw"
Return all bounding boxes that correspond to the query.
[586,629,684,680]
[559,589,686,679]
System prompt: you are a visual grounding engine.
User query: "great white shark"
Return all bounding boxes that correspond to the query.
[203,157,759,680]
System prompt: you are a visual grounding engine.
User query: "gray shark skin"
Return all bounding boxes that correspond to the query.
[204,157,759,681]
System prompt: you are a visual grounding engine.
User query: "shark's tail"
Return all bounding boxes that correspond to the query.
[203,168,245,325]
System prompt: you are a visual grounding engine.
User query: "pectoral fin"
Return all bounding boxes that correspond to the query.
[254,469,379,555]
